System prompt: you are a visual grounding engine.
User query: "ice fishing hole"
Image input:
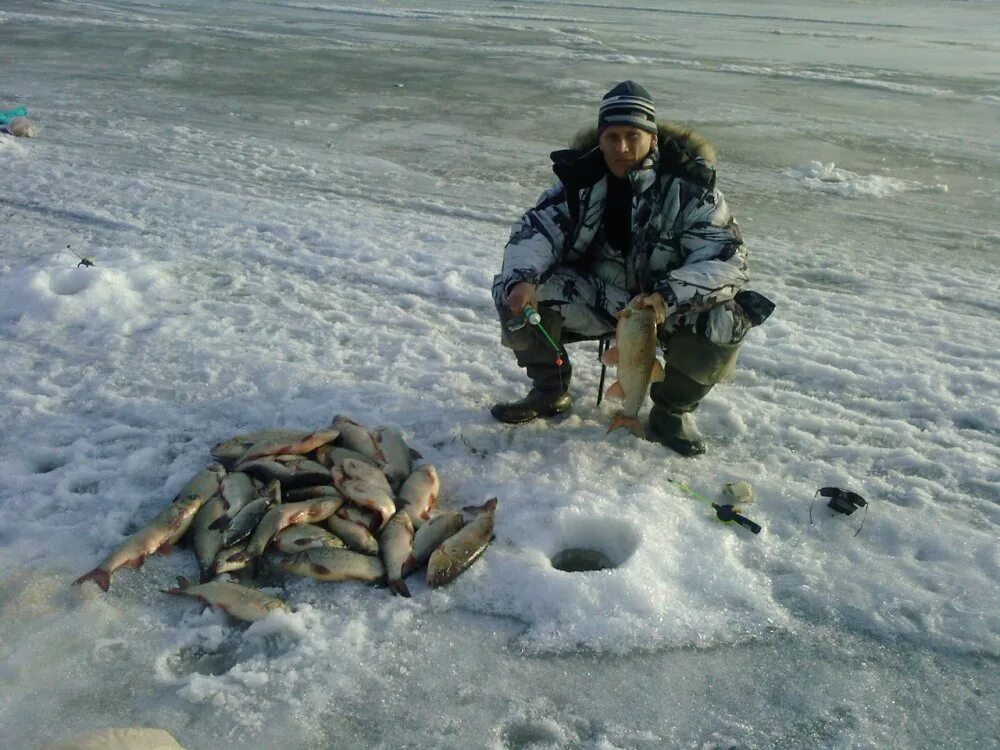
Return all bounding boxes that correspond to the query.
[549,518,639,572]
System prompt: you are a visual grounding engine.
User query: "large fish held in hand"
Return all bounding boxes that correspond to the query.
[603,303,664,437]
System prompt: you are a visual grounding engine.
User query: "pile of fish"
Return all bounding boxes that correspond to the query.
[73,415,498,621]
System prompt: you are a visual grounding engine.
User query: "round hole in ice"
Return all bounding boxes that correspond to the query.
[550,547,615,572]
[49,269,95,296]
[548,517,639,572]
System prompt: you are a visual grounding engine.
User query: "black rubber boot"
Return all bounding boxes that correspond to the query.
[490,386,573,424]
[647,366,713,456]
[492,305,572,424]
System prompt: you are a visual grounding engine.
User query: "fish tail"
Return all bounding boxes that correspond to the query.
[72,567,111,592]
[607,415,645,438]
[388,578,412,598]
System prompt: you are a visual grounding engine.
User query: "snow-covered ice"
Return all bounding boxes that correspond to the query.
[1,1,998,748]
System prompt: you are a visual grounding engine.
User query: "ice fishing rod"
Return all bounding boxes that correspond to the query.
[666,477,761,535]
[507,304,564,366]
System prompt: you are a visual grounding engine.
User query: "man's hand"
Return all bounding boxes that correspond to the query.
[632,292,671,325]
[507,282,538,315]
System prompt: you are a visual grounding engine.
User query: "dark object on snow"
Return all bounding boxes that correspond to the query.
[810,487,869,536]
[711,503,761,534]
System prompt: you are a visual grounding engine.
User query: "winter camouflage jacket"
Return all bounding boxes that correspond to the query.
[493,123,771,345]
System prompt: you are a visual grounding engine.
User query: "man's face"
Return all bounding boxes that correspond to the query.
[598,125,656,178]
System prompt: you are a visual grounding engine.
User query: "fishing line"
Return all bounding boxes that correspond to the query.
[521,305,564,366]
[809,487,868,537]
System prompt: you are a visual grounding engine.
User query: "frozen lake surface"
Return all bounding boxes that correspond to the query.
[1,1,998,748]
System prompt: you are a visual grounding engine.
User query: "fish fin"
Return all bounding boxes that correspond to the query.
[462,498,498,515]
[311,562,332,576]
[600,346,619,366]
[409,448,423,460]
[209,515,232,532]
[388,579,412,598]
[401,556,418,578]
[157,542,175,555]
[605,381,625,400]
[72,568,111,592]
[650,359,665,383]
[607,416,645,438]
[124,555,146,569]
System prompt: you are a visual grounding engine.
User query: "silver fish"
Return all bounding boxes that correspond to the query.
[239,456,332,488]
[604,303,664,437]
[191,492,228,583]
[219,496,273,548]
[334,503,381,532]
[379,511,415,597]
[234,498,344,576]
[213,543,250,575]
[340,478,396,529]
[326,514,380,556]
[315,445,379,470]
[213,478,279,541]
[401,511,464,578]
[280,547,385,583]
[374,426,421,490]
[426,498,497,589]
[330,415,385,462]
[211,429,312,466]
[273,524,347,554]
[73,486,217,592]
[163,577,288,622]
[220,472,256,512]
[340,456,393,495]
[235,429,340,466]
[284,485,344,503]
[397,464,439,528]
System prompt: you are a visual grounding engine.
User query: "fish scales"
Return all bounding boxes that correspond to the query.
[281,547,385,583]
[380,510,415,597]
[402,511,464,578]
[73,466,224,591]
[605,305,663,437]
[163,578,288,622]
[426,499,497,589]
[397,465,439,528]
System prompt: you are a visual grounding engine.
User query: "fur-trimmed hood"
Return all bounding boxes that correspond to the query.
[551,121,718,191]
[569,121,717,165]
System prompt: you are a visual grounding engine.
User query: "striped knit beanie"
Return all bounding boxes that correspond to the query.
[598,80,657,134]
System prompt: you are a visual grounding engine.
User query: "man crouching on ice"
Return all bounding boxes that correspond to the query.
[491,80,773,456]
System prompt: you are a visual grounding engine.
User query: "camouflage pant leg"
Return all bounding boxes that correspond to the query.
[535,266,630,339]
[661,327,741,387]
